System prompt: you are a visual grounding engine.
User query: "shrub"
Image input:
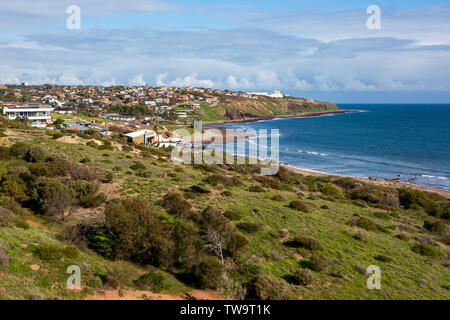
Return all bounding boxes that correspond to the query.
[0,248,10,266]
[302,256,327,272]
[86,141,98,149]
[186,185,210,194]
[253,176,282,190]
[104,171,114,183]
[271,194,287,202]
[286,236,324,251]
[411,243,439,257]
[134,271,168,292]
[86,275,103,288]
[23,146,47,163]
[288,200,311,212]
[130,161,146,171]
[246,274,296,300]
[10,142,29,158]
[0,146,11,160]
[194,256,223,289]
[34,244,76,261]
[205,174,242,187]
[318,183,345,199]
[105,198,170,265]
[63,246,80,259]
[162,192,192,216]
[221,190,232,197]
[226,231,248,257]
[398,188,445,217]
[105,261,137,289]
[348,217,384,232]
[395,233,411,241]
[0,206,16,227]
[237,222,263,234]
[248,185,266,193]
[14,218,30,229]
[136,171,152,178]
[80,157,91,164]
[374,254,392,262]
[224,209,241,221]
[292,269,315,286]
[423,219,448,235]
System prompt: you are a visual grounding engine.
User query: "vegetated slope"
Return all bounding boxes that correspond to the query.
[0,128,449,300]
[197,97,339,121]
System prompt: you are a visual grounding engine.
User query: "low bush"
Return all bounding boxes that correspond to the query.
[411,243,439,257]
[237,222,263,233]
[291,269,315,286]
[224,209,241,221]
[398,188,446,217]
[0,248,10,266]
[423,219,448,235]
[253,176,282,190]
[162,192,192,216]
[248,185,265,193]
[348,217,385,232]
[271,194,287,202]
[395,233,411,241]
[302,256,327,272]
[186,185,210,194]
[374,254,393,262]
[130,161,146,171]
[285,236,324,251]
[35,244,79,261]
[288,200,311,212]
[246,274,296,300]
[0,146,11,160]
[318,183,345,199]
[205,174,242,187]
[194,256,223,289]
[105,261,137,289]
[134,271,168,293]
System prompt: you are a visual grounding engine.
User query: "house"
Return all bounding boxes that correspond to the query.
[205,97,219,105]
[124,129,159,145]
[54,107,73,114]
[1,103,53,127]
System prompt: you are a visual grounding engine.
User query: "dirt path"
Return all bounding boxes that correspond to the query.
[85,289,224,300]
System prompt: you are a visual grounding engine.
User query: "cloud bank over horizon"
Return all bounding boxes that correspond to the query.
[1,0,450,102]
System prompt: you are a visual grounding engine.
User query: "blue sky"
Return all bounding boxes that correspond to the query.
[1,0,450,102]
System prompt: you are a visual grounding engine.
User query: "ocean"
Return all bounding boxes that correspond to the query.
[216,104,450,191]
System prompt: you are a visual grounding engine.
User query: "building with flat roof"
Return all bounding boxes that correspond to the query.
[1,103,53,127]
[124,129,159,145]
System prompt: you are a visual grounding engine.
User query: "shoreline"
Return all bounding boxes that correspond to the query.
[284,164,450,198]
[203,109,357,125]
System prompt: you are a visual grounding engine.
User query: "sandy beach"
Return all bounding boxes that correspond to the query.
[285,164,450,198]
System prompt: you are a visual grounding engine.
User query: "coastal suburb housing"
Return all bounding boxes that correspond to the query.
[1,103,53,127]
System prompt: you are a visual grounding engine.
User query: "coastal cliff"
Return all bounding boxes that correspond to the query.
[197,96,340,122]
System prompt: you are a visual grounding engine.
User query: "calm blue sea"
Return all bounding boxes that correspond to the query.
[217,104,450,190]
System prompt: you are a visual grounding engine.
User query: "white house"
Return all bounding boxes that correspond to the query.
[1,103,53,127]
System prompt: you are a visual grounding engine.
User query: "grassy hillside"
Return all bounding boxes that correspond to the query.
[0,125,449,300]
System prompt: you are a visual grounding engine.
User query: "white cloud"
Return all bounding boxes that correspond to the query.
[129,74,146,86]
[156,72,168,86]
[168,73,215,88]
